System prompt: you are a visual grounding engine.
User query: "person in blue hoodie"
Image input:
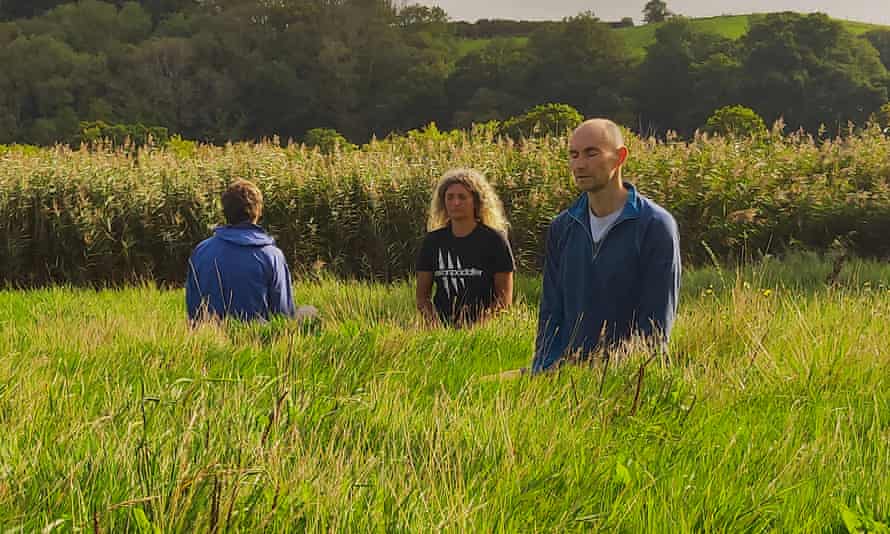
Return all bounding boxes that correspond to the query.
[186,179,299,322]
[532,119,681,373]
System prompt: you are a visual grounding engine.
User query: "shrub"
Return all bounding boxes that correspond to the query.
[498,104,584,140]
[166,135,197,158]
[303,128,355,154]
[0,143,41,156]
[76,120,170,148]
[705,105,768,137]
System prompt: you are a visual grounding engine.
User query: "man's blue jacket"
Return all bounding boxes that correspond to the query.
[533,184,681,372]
[186,224,295,321]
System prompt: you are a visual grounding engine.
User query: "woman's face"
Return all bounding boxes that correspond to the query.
[444,183,475,222]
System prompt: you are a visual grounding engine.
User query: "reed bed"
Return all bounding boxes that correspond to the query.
[2,125,889,285]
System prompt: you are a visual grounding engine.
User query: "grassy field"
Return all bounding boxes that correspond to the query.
[616,15,752,57]
[456,15,890,59]
[455,36,528,56]
[615,14,889,57]
[2,254,889,531]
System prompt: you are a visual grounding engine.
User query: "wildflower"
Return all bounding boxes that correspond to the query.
[762,289,773,297]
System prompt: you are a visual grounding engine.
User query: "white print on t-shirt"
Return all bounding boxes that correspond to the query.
[434,249,483,298]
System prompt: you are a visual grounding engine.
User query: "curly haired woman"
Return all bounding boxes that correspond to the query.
[415,168,515,327]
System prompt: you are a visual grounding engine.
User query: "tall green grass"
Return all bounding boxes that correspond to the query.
[1,255,889,531]
[2,125,889,286]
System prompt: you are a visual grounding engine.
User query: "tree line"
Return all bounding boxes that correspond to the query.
[0,0,889,145]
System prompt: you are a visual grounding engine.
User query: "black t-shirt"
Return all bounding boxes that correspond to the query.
[416,223,515,325]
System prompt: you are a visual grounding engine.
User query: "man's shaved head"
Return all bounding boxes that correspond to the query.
[572,118,624,150]
[568,118,629,196]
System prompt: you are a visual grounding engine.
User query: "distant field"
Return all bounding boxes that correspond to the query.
[454,35,528,56]
[616,14,888,57]
[455,14,890,58]
[616,14,751,57]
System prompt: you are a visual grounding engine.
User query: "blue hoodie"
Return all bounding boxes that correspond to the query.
[186,224,296,322]
[533,183,681,372]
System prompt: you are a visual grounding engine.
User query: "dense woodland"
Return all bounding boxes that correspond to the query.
[1,0,889,145]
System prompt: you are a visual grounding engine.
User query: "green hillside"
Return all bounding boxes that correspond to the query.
[455,14,890,58]
[455,35,528,56]
[616,14,751,57]
[616,14,889,57]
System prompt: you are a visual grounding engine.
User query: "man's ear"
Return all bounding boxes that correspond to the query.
[615,146,629,169]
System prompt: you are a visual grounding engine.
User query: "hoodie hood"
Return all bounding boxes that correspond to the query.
[213,223,275,247]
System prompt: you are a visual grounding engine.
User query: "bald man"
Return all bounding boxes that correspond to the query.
[532,119,681,372]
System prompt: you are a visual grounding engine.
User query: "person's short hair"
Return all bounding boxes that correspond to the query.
[577,118,625,149]
[221,179,263,225]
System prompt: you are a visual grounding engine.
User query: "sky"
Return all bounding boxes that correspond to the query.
[412,0,890,26]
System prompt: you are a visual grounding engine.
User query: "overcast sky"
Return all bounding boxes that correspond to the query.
[413,0,890,25]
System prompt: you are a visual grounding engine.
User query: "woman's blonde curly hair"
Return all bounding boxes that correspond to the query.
[427,168,510,234]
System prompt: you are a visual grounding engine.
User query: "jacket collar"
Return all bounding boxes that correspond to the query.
[567,182,641,226]
[212,223,275,246]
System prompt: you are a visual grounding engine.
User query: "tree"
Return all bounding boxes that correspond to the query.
[447,38,531,127]
[117,37,202,136]
[634,18,739,135]
[303,127,355,153]
[138,0,197,27]
[863,29,890,71]
[498,103,583,140]
[397,4,448,30]
[643,0,672,24]
[0,34,99,144]
[0,0,68,21]
[525,13,633,120]
[739,13,889,134]
[704,105,766,137]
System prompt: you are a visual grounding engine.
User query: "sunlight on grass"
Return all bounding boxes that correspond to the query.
[1,256,889,530]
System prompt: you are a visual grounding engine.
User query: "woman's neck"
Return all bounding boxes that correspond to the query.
[450,218,478,237]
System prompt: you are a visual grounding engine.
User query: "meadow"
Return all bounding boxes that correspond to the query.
[2,120,890,531]
[1,254,889,531]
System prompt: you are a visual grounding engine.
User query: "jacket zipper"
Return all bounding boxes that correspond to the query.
[568,211,636,263]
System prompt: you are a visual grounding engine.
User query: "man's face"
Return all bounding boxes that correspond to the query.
[445,183,475,221]
[568,127,625,193]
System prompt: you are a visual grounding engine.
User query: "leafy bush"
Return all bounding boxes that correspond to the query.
[705,105,768,137]
[0,143,41,156]
[303,128,355,154]
[405,122,463,144]
[498,104,584,140]
[166,135,197,158]
[76,121,170,148]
